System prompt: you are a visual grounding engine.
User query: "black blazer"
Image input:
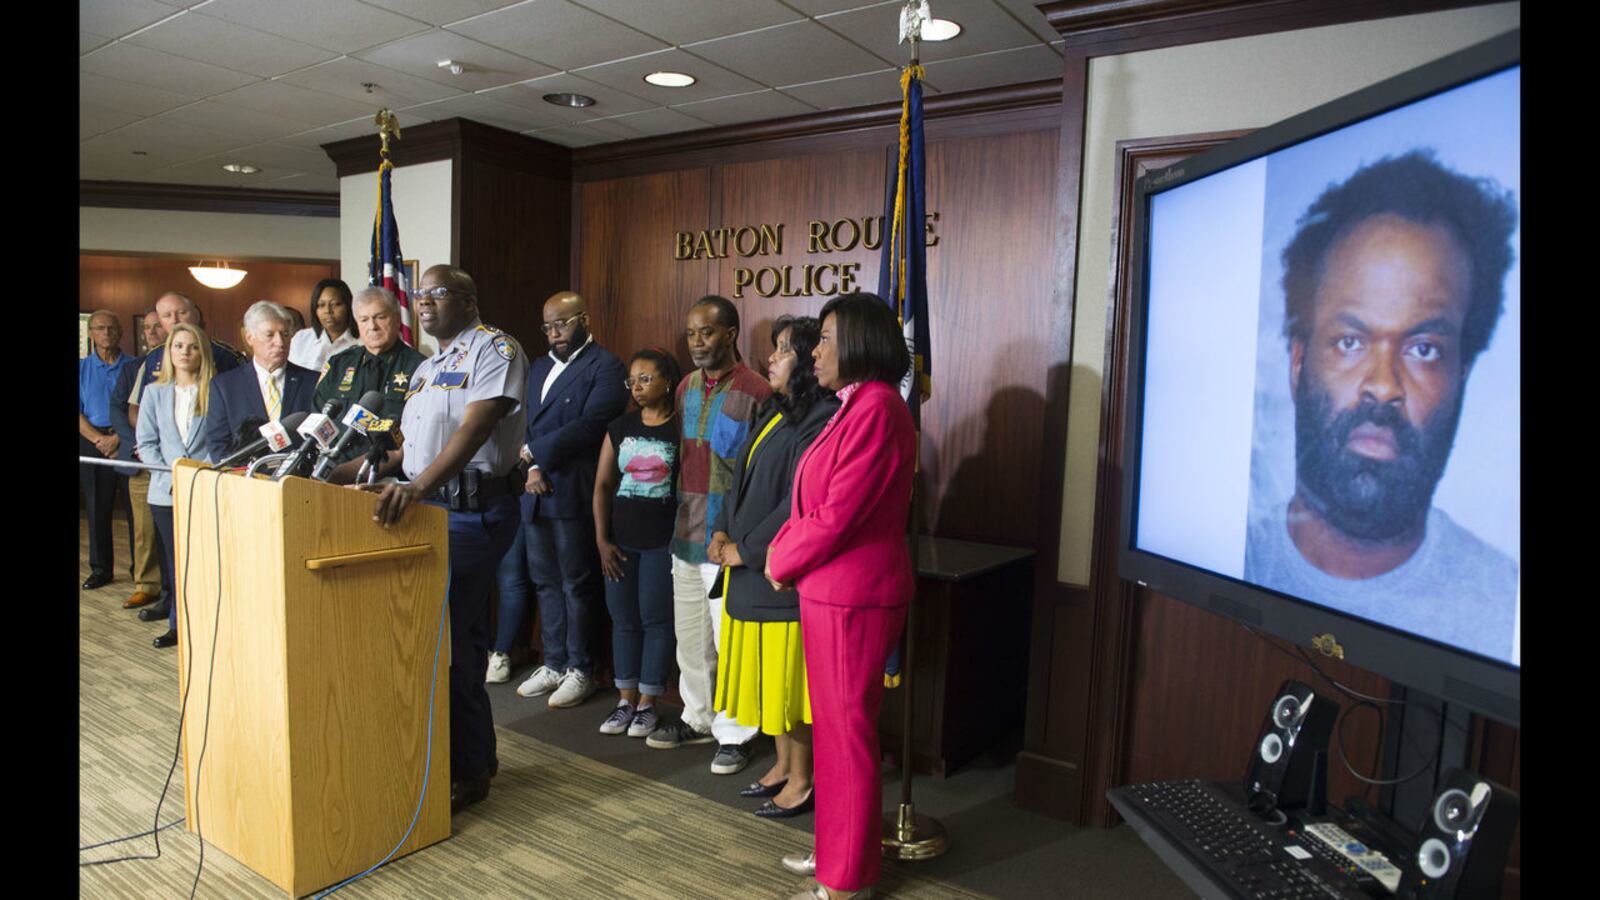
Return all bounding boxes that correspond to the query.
[714,395,840,622]
[203,362,318,461]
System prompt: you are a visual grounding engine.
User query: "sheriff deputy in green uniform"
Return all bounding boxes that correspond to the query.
[313,285,426,464]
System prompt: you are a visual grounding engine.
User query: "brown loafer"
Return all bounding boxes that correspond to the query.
[123,591,158,609]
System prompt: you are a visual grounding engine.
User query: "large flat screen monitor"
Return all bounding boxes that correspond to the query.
[1118,31,1520,727]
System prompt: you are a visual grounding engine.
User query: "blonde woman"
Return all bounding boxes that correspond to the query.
[135,323,217,649]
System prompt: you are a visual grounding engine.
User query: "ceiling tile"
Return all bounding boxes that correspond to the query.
[123,12,340,78]
[193,0,432,54]
[818,0,1042,64]
[190,141,339,176]
[670,89,816,127]
[84,119,249,165]
[920,43,1063,93]
[207,81,380,128]
[991,0,1065,44]
[79,0,183,38]
[277,57,468,108]
[684,20,890,86]
[355,30,556,92]
[523,123,618,148]
[80,102,143,140]
[80,42,259,96]
[571,0,802,45]
[446,0,667,71]
[357,0,527,27]
[80,31,112,54]
[148,101,312,145]
[265,171,342,192]
[573,48,764,105]
[400,93,580,133]
[779,67,930,110]
[486,72,656,116]
[275,116,405,151]
[80,72,201,116]
[594,106,715,138]
[780,0,895,14]
[153,159,282,187]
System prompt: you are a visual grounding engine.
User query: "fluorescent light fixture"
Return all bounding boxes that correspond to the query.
[543,92,596,108]
[221,162,260,174]
[188,261,247,290]
[644,71,696,88]
[921,18,961,41]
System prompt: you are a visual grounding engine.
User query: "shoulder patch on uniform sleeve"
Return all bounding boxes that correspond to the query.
[405,376,424,400]
[493,334,516,361]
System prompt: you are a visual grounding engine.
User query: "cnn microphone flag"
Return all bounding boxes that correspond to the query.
[369,158,414,344]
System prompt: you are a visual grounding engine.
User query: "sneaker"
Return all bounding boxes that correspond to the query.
[627,705,659,738]
[516,665,563,698]
[599,700,636,734]
[485,652,511,684]
[549,669,597,708]
[711,742,754,775]
[645,718,715,749]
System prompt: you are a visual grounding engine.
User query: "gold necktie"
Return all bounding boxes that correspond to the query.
[266,374,281,421]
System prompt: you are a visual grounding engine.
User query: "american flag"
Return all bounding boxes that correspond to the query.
[368,159,414,344]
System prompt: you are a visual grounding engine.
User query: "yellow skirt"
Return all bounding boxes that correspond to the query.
[714,606,812,735]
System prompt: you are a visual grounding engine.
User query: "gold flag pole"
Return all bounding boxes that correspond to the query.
[883,0,947,863]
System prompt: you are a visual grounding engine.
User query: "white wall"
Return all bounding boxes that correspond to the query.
[1056,3,1521,584]
[339,158,454,354]
[79,207,340,260]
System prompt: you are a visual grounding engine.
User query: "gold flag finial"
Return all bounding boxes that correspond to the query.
[375,108,401,159]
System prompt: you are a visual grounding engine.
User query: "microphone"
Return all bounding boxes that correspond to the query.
[212,412,308,469]
[224,417,268,457]
[356,419,403,483]
[309,390,386,481]
[272,400,343,480]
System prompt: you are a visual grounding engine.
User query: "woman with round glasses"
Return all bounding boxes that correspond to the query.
[591,347,684,739]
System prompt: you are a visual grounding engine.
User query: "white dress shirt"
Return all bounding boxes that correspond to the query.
[288,327,358,373]
[173,384,199,443]
[540,334,593,402]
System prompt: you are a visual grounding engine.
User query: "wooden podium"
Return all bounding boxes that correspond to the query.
[171,461,451,897]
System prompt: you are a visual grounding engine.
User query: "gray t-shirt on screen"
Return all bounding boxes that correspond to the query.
[1244,504,1517,663]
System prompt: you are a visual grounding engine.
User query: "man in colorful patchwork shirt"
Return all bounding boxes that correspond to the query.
[646,295,771,777]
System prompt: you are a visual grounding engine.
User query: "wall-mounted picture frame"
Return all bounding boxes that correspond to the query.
[80,312,93,359]
[404,259,419,293]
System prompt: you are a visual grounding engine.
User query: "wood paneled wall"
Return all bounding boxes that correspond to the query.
[575,125,1059,546]
[79,254,338,357]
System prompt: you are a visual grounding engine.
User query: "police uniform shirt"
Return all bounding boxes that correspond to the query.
[400,318,528,481]
[315,340,426,463]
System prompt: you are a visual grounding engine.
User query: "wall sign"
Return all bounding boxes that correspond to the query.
[674,213,940,298]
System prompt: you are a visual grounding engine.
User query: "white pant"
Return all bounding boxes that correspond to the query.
[672,555,759,746]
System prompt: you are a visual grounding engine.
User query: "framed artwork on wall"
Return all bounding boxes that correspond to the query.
[80,312,93,359]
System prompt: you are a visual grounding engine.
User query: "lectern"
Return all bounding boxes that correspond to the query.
[171,461,451,897]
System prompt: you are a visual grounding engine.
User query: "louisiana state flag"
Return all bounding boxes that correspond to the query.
[369,159,414,345]
[877,63,932,423]
[878,63,932,688]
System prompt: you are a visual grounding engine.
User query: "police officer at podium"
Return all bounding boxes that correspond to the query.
[334,263,528,814]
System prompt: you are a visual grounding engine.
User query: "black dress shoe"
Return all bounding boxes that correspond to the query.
[754,789,815,819]
[81,572,112,590]
[740,778,787,798]
[153,630,178,649]
[138,603,170,622]
[489,756,500,779]
[451,774,490,814]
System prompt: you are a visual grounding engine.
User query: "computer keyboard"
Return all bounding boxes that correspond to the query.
[1108,779,1375,900]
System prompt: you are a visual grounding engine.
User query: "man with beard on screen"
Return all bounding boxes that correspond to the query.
[1244,150,1518,662]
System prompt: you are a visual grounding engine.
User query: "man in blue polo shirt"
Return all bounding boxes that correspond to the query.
[79,310,133,590]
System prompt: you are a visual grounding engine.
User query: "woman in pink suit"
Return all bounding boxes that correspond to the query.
[764,292,915,900]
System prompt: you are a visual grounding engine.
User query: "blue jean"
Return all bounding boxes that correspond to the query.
[443,495,521,781]
[523,514,602,675]
[604,544,676,697]
[493,521,531,654]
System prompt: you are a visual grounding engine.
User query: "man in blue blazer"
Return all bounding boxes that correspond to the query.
[510,291,628,708]
[204,300,317,462]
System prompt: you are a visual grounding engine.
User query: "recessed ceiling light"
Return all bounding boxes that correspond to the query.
[543,92,596,108]
[921,18,962,41]
[221,162,260,174]
[644,71,696,88]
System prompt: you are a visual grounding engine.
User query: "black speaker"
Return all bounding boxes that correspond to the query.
[1399,769,1519,899]
[1243,679,1338,817]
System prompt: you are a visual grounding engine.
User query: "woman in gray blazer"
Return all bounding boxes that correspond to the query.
[135,323,217,649]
